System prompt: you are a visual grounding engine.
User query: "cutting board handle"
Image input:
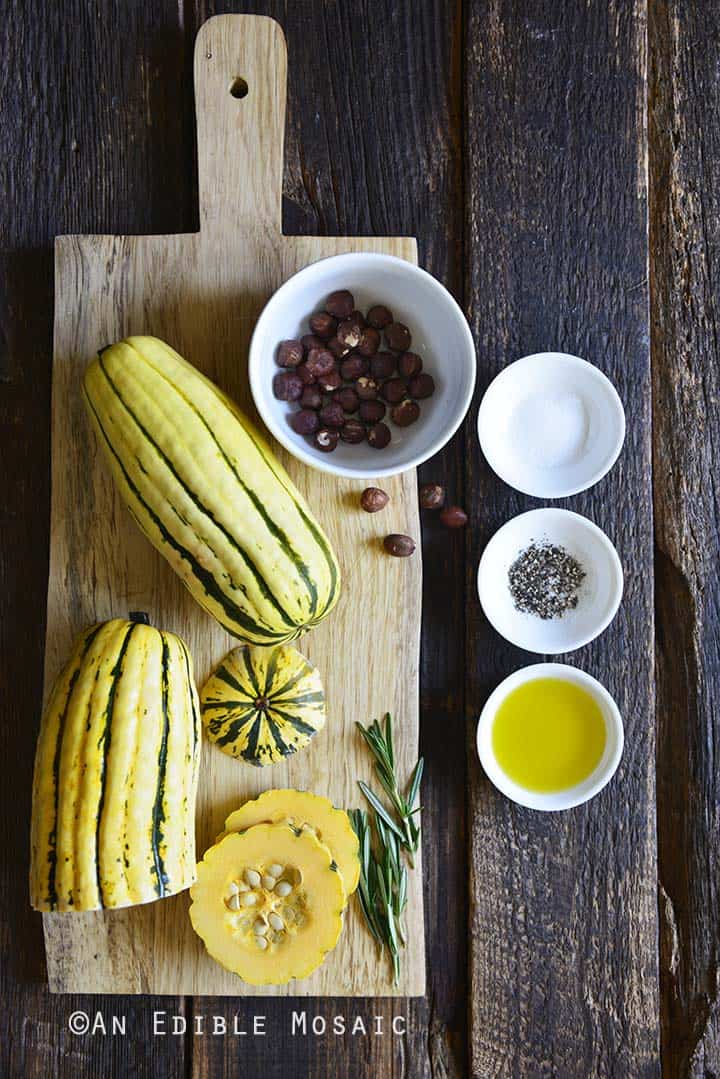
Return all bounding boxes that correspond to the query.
[194,15,287,234]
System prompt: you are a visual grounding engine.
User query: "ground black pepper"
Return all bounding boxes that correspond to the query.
[508,540,586,619]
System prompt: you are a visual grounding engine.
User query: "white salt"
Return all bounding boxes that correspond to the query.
[508,391,588,469]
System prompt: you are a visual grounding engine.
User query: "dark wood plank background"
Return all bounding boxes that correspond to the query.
[0,1,716,1076]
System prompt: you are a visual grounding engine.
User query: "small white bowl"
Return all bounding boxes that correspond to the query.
[477,352,625,498]
[476,663,624,811]
[249,252,476,478]
[477,508,623,654]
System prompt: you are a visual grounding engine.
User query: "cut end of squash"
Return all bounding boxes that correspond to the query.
[200,644,326,766]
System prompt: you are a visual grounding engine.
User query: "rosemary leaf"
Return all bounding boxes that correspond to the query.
[352,714,423,987]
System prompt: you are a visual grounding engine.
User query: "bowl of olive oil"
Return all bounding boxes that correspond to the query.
[476,664,623,810]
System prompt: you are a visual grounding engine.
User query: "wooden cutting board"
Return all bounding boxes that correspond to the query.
[43,14,424,997]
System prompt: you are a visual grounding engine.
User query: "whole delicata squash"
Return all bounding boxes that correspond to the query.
[189,823,345,985]
[222,789,360,897]
[200,644,326,765]
[30,616,201,912]
[83,336,340,646]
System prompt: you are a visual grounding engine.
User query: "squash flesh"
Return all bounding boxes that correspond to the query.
[223,789,360,897]
[189,824,345,985]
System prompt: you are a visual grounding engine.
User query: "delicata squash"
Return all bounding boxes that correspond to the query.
[30,615,201,912]
[222,789,360,897]
[189,823,345,985]
[83,336,341,645]
[200,644,326,766]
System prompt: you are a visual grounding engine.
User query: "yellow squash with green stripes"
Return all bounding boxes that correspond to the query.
[30,616,201,912]
[200,644,326,766]
[83,337,341,645]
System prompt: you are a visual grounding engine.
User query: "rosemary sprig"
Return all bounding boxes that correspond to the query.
[351,713,422,985]
[356,713,423,867]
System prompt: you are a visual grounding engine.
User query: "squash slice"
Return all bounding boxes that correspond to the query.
[222,789,360,897]
[189,824,345,985]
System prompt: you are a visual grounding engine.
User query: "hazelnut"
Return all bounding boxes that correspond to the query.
[349,309,367,329]
[305,348,336,379]
[301,333,325,353]
[367,422,391,449]
[273,371,303,401]
[290,409,320,436]
[317,369,343,393]
[371,352,397,380]
[355,376,379,401]
[408,373,435,399]
[340,419,366,444]
[440,505,468,528]
[391,399,420,427]
[381,377,407,404]
[336,317,364,351]
[336,387,359,413]
[277,339,304,367]
[397,351,422,378]
[319,400,345,428]
[419,483,445,510]
[359,399,386,423]
[325,289,355,319]
[296,362,316,385]
[340,355,369,381]
[385,322,411,352]
[383,534,416,557]
[315,428,340,453]
[309,312,337,340]
[299,385,322,410]
[360,487,389,513]
[367,304,393,329]
[328,335,350,359]
[357,327,380,357]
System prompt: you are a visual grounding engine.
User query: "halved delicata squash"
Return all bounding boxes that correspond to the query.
[200,644,326,766]
[30,615,201,912]
[189,823,345,985]
[222,789,360,897]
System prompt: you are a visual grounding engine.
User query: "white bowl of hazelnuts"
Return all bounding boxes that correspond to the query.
[249,252,476,478]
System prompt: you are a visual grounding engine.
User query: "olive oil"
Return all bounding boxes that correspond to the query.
[492,678,606,793]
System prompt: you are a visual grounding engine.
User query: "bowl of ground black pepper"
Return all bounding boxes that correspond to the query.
[477,508,623,653]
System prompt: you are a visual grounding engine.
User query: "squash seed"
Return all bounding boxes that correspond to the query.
[226,893,241,911]
[228,881,240,896]
[241,891,258,907]
[237,881,250,892]
[268,912,284,932]
[268,864,284,878]
[245,869,261,888]
[255,936,268,950]
[261,875,276,891]
[253,919,268,936]
[274,881,292,897]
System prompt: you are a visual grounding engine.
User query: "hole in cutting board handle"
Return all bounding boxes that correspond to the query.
[228,77,249,99]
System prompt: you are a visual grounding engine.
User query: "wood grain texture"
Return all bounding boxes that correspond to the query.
[0,2,194,1077]
[45,14,424,998]
[464,2,658,1075]
[649,2,720,1075]
[185,1,466,1076]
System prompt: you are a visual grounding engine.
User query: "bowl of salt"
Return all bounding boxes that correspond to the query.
[477,352,625,498]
